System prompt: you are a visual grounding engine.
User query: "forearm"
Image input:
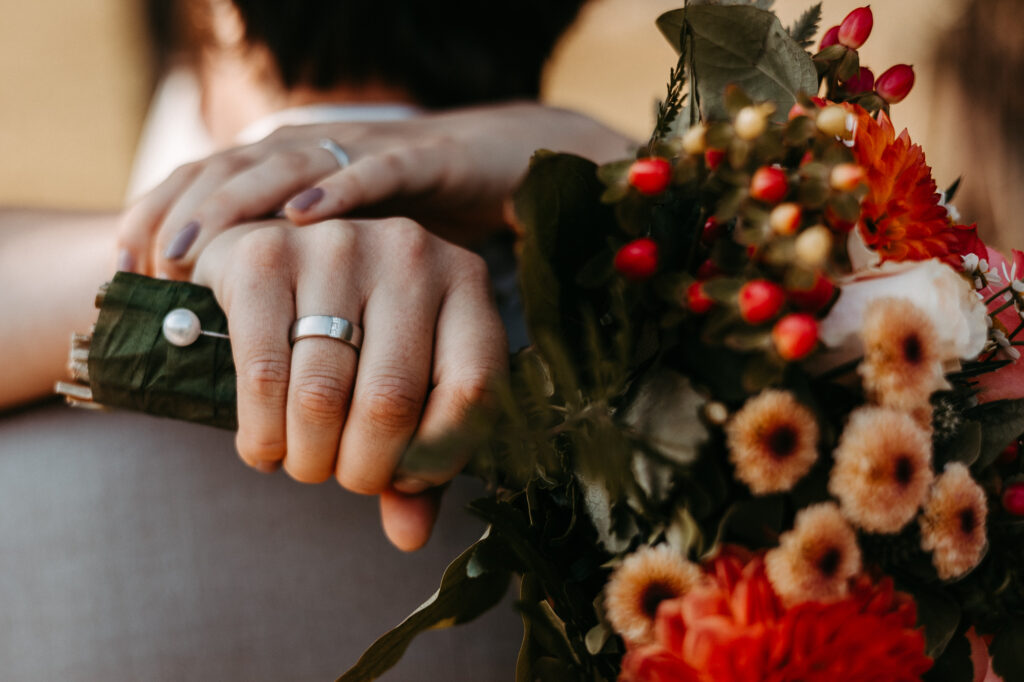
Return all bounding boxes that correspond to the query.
[0,209,118,409]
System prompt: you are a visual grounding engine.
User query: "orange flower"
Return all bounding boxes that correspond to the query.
[848,105,984,266]
[920,462,989,580]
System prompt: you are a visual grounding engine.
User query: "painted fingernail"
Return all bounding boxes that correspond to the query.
[116,249,135,272]
[164,220,200,260]
[287,187,324,212]
[393,476,432,494]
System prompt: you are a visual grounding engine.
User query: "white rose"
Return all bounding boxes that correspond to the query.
[818,259,989,363]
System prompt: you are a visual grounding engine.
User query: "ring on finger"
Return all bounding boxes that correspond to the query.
[318,138,351,169]
[290,315,363,351]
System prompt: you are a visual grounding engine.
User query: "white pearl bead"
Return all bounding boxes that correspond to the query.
[162,308,202,347]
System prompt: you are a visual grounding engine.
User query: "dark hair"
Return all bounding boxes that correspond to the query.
[226,1,587,108]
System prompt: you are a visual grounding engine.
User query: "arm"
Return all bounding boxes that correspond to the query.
[0,209,118,409]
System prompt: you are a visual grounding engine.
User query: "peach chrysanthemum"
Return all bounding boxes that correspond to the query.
[858,297,949,410]
[605,544,704,644]
[765,503,862,606]
[829,407,934,533]
[919,462,988,580]
[726,390,819,495]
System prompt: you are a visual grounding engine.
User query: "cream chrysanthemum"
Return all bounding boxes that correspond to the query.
[828,407,934,533]
[858,297,950,410]
[604,545,704,644]
[726,390,819,495]
[920,463,988,580]
[765,502,862,606]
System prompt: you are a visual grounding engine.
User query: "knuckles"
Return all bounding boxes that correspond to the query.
[291,372,351,429]
[358,372,425,436]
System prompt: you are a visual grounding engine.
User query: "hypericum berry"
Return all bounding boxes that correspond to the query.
[830,163,866,191]
[696,258,721,280]
[819,25,840,50]
[738,279,786,324]
[772,313,819,360]
[795,225,833,267]
[734,106,767,140]
[1003,482,1024,516]
[686,281,715,314]
[769,203,802,236]
[682,125,707,155]
[788,272,837,312]
[817,105,853,139]
[844,66,875,94]
[705,148,726,170]
[701,217,724,245]
[838,7,873,49]
[628,158,672,196]
[875,64,915,104]
[1000,441,1021,464]
[614,238,659,280]
[749,167,789,204]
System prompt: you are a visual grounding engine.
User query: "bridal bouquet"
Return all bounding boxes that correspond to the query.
[338,2,1024,681]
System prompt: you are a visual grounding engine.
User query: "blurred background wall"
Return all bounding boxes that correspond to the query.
[0,0,972,213]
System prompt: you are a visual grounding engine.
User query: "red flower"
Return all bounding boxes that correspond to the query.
[619,550,931,682]
[848,105,981,266]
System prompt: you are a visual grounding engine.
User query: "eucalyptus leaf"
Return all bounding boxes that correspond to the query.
[900,582,962,659]
[657,6,818,123]
[337,533,512,681]
[969,398,1024,470]
[623,369,708,466]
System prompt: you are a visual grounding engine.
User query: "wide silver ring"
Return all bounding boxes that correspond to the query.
[318,138,351,169]
[289,315,363,351]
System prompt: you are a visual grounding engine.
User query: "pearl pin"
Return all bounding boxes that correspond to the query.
[162,308,229,347]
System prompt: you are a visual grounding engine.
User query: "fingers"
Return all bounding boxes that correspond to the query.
[155,149,340,277]
[335,222,440,494]
[379,487,445,552]
[117,162,202,275]
[283,227,361,483]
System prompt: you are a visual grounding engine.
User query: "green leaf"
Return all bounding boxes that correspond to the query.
[935,420,983,469]
[901,582,962,659]
[991,620,1024,681]
[623,369,708,466]
[969,399,1024,470]
[337,533,512,681]
[923,631,973,682]
[657,6,818,123]
[787,3,823,50]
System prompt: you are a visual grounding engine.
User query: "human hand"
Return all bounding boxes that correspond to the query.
[117,102,634,279]
[191,217,508,551]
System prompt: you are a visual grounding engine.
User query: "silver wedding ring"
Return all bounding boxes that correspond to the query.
[318,138,351,169]
[290,315,363,351]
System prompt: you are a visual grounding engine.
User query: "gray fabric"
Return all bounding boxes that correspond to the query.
[0,402,520,681]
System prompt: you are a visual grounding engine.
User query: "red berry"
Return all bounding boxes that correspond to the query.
[875,64,915,104]
[738,279,786,324]
[772,314,819,360]
[686,282,715,314]
[844,66,875,94]
[628,157,672,196]
[704,148,726,171]
[788,272,837,312]
[614,238,659,281]
[1000,441,1021,465]
[830,163,866,191]
[819,25,840,50]
[750,167,789,204]
[696,258,721,280]
[838,7,873,49]
[701,217,724,245]
[1003,482,1024,516]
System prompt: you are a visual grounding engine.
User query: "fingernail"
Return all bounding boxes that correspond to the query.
[116,249,135,272]
[156,271,170,280]
[164,220,200,260]
[287,187,324,212]
[392,476,432,494]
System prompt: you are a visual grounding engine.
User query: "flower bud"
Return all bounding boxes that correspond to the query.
[844,67,875,94]
[875,64,915,104]
[614,238,659,281]
[838,7,873,49]
[795,225,833,267]
[734,106,768,141]
[628,158,672,196]
[770,203,802,235]
[681,125,707,155]
[830,163,866,191]
[772,313,819,360]
[817,105,853,139]
[750,167,789,204]
[819,25,840,50]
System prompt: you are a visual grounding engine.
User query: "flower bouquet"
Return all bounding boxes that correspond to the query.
[339,2,1024,681]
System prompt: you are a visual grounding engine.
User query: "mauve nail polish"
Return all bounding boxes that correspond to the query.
[287,187,324,212]
[165,220,200,260]
[116,249,135,272]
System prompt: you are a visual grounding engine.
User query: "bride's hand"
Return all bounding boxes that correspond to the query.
[117,102,634,279]
[192,217,508,551]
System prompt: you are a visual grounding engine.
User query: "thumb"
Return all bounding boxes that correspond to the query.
[379,486,445,552]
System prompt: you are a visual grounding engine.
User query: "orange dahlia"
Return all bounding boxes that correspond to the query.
[847,104,984,266]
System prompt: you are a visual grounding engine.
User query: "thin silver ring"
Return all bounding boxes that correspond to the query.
[290,315,363,351]
[318,138,351,169]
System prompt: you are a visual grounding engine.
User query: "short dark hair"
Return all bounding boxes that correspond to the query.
[226,1,587,108]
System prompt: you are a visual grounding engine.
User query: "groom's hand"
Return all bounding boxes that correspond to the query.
[192,218,508,551]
